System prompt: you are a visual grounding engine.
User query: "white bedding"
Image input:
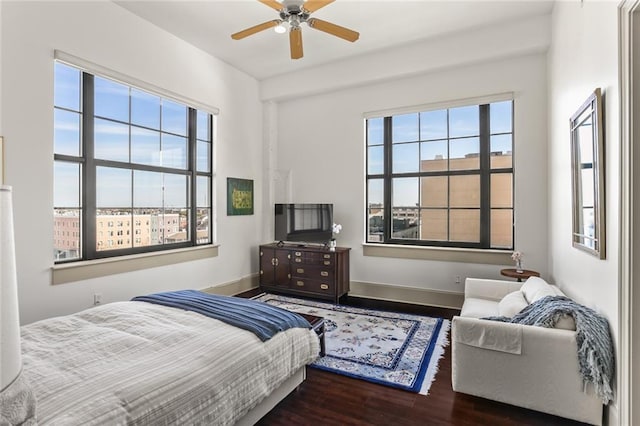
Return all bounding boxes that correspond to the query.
[21,301,320,425]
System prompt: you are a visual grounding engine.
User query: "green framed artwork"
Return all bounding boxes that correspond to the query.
[227,177,254,215]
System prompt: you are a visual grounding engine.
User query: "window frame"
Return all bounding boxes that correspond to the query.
[54,61,215,264]
[365,97,514,250]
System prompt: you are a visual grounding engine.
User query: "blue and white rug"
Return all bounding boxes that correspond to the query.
[254,294,450,395]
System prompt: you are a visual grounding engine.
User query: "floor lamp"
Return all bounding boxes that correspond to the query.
[0,185,36,424]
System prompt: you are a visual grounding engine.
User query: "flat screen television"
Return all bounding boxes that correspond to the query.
[274,203,333,245]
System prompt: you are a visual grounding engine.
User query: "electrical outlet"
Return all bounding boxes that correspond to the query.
[93,293,102,306]
[455,276,461,285]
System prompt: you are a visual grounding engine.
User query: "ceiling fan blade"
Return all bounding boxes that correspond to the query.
[303,0,335,13]
[290,27,304,59]
[307,18,359,42]
[258,0,283,12]
[231,20,280,40]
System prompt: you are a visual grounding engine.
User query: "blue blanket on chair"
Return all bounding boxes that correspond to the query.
[132,290,311,342]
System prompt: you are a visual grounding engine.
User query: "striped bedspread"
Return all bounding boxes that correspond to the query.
[21,301,320,425]
[132,290,311,341]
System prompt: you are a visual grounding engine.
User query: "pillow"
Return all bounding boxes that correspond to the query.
[521,276,556,303]
[498,290,529,318]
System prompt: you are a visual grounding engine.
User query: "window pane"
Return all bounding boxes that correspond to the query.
[54,109,81,156]
[96,209,133,251]
[367,117,384,145]
[490,101,512,134]
[392,177,418,208]
[134,170,163,208]
[582,207,595,244]
[450,175,480,208]
[163,209,189,244]
[490,134,512,168]
[421,176,448,208]
[197,141,210,172]
[449,105,479,138]
[196,208,210,244]
[54,161,80,207]
[131,89,160,129]
[132,209,158,247]
[197,176,210,207]
[131,127,161,166]
[420,109,447,141]
[368,209,384,242]
[162,99,187,136]
[94,118,129,162]
[94,77,129,122]
[392,208,418,239]
[450,137,479,170]
[368,179,384,206]
[392,143,419,173]
[54,62,80,111]
[197,110,210,141]
[392,113,419,143]
[162,134,188,169]
[368,146,384,175]
[449,209,480,242]
[54,208,81,261]
[421,209,447,241]
[96,167,131,208]
[164,174,187,208]
[420,140,448,172]
[491,209,513,248]
[491,173,512,208]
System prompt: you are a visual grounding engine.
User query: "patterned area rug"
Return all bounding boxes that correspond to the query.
[254,294,450,394]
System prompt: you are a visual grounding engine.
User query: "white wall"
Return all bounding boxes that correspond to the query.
[1,2,264,324]
[273,48,549,295]
[547,1,620,419]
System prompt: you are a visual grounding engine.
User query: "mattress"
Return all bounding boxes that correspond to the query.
[20,301,320,425]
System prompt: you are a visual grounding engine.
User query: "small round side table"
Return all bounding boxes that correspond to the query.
[500,268,540,282]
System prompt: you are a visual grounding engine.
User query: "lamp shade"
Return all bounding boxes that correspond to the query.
[0,185,22,391]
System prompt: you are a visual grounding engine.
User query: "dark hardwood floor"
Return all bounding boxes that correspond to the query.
[244,291,586,426]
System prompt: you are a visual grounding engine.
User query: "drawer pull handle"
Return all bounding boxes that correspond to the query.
[295,251,302,256]
[323,254,331,259]
[320,284,329,290]
[297,268,305,274]
[320,271,328,277]
[288,254,291,259]
[324,261,331,265]
[288,274,291,279]
[295,258,302,263]
[260,270,263,275]
[296,281,304,287]
[260,251,263,256]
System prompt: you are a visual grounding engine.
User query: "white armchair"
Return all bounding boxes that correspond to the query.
[451,278,603,425]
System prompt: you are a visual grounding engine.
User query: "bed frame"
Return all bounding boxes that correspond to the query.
[236,367,305,425]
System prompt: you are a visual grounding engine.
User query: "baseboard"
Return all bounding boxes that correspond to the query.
[201,274,259,296]
[349,281,464,310]
[203,276,464,310]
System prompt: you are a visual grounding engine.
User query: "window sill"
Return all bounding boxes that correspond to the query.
[362,243,511,265]
[52,245,219,285]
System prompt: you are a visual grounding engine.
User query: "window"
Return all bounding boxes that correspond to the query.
[53,62,214,263]
[366,99,514,250]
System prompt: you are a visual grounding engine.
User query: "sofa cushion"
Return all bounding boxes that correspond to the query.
[460,298,500,319]
[521,276,556,303]
[498,291,529,318]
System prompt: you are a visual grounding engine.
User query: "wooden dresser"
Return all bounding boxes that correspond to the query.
[259,243,350,304]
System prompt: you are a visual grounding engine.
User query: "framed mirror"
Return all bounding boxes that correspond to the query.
[570,88,605,259]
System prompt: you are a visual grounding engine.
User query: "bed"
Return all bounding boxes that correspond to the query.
[19,292,320,425]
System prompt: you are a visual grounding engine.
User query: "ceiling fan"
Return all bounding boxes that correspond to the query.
[231,0,359,60]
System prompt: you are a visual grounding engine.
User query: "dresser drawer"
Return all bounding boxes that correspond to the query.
[290,278,335,295]
[291,265,334,280]
[291,251,335,267]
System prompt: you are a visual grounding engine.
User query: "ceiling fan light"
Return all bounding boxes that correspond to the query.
[274,23,287,34]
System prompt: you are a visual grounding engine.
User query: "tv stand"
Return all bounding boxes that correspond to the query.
[259,243,350,304]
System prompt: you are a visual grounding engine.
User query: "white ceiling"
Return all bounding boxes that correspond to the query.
[116,0,554,81]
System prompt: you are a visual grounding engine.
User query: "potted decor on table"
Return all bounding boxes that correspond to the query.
[329,223,342,251]
[511,251,524,273]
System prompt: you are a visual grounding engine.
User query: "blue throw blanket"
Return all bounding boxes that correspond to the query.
[132,290,311,342]
[485,295,614,404]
